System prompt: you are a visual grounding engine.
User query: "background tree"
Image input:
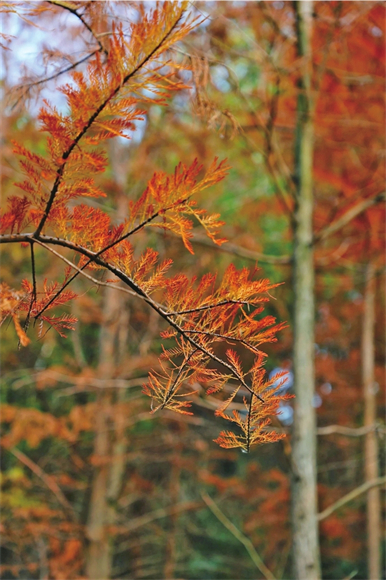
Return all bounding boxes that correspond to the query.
[175,1,385,578]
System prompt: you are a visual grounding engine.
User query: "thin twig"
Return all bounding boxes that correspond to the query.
[121,501,202,533]
[23,241,37,332]
[317,476,386,521]
[182,329,264,356]
[315,191,386,243]
[317,423,385,437]
[11,50,100,110]
[201,492,275,580]
[6,446,76,518]
[47,0,107,54]
[33,238,142,300]
[159,348,199,411]
[168,299,266,316]
[264,423,386,437]
[187,231,291,264]
[246,392,254,453]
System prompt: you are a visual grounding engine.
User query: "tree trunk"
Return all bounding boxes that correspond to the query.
[362,262,380,580]
[85,282,127,579]
[291,2,321,579]
[85,144,130,578]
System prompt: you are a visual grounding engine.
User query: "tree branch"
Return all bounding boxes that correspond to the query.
[0,233,262,399]
[201,492,275,580]
[34,9,185,236]
[317,476,386,521]
[317,423,385,437]
[122,501,202,533]
[11,50,101,110]
[187,230,291,264]
[315,191,386,243]
[33,238,145,301]
[47,0,108,54]
[6,446,76,518]
[23,241,37,333]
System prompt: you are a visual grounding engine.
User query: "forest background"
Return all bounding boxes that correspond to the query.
[0,2,385,580]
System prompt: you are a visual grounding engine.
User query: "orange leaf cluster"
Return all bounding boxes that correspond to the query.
[143,265,289,450]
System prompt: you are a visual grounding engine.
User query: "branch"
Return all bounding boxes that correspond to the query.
[182,329,263,356]
[317,476,386,521]
[23,241,37,333]
[0,233,260,398]
[262,423,386,437]
[10,368,148,391]
[47,0,108,54]
[6,446,76,518]
[33,238,146,301]
[315,191,386,243]
[34,9,185,236]
[33,199,185,318]
[317,423,386,437]
[187,230,291,264]
[201,492,275,580]
[158,348,199,412]
[123,501,202,533]
[168,299,262,316]
[11,51,100,110]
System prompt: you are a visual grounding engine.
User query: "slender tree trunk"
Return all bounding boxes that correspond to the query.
[164,436,182,579]
[85,284,125,579]
[291,2,321,579]
[85,287,130,580]
[85,144,130,578]
[362,262,380,580]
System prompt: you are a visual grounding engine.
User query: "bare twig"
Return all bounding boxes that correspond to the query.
[47,0,108,54]
[315,191,386,243]
[264,423,386,437]
[317,423,385,437]
[6,446,76,517]
[318,476,386,521]
[201,492,276,580]
[23,241,37,333]
[187,230,291,264]
[121,501,202,533]
[11,50,100,110]
[33,239,142,300]
[11,369,149,391]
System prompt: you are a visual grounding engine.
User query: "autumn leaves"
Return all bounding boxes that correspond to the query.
[1,3,288,451]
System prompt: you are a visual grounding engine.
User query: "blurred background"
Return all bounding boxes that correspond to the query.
[1,2,385,579]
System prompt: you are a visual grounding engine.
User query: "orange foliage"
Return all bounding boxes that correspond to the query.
[0,2,287,451]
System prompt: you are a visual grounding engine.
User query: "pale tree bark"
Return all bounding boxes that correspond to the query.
[85,280,129,579]
[361,262,380,580]
[291,2,321,579]
[85,142,131,579]
[163,437,182,579]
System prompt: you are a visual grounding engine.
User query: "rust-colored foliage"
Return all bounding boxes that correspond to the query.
[0,2,287,451]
